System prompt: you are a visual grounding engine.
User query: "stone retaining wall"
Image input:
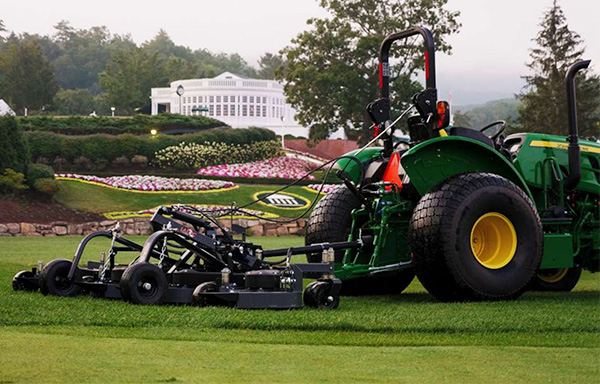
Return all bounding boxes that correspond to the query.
[0,218,307,237]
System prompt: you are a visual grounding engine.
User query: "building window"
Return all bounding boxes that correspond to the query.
[256,97,260,104]
[210,96,214,103]
[216,96,221,103]
[199,96,203,103]
[193,96,197,103]
[272,106,275,117]
[242,96,248,103]
[223,104,228,116]
[263,97,267,104]
[249,96,254,103]
[230,104,236,116]
[249,105,254,117]
[223,96,228,102]
[262,106,266,117]
[209,106,214,116]
[216,105,221,116]
[230,95,235,102]
[242,105,248,116]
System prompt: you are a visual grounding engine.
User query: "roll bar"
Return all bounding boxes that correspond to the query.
[564,59,590,191]
[379,27,437,99]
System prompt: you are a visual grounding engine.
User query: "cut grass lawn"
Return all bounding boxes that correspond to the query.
[54,180,322,219]
[0,236,599,383]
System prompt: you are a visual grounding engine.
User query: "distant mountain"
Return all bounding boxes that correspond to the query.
[453,98,520,129]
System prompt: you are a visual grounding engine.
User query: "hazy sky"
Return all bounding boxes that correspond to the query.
[1,0,597,105]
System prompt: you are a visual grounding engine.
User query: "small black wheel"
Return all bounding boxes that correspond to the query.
[530,267,582,292]
[120,263,167,305]
[39,259,82,297]
[409,173,543,302]
[304,281,339,309]
[12,270,38,291]
[192,281,218,307]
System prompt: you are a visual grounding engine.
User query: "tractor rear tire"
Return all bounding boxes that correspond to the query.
[530,267,582,292]
[305,185,361,263]
[120,263,167,305]
[409,173,543,302]
[39,259,82,297]
[305,185,415,295]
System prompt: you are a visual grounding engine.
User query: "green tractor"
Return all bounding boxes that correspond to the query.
[306,27,599,301]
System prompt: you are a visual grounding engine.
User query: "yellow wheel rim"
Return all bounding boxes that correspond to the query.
[536,268,569,283]
[470,212,517,269]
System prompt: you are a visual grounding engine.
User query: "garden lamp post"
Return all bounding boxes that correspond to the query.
[280,116,285,148]
[111,107,115,117]
[176,85,185,115]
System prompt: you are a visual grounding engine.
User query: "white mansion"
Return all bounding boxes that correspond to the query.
[150,72,321,138]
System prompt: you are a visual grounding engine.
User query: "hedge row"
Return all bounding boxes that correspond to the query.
[17,113,226,135]
[25,128,277,163]
[0,116,30,174]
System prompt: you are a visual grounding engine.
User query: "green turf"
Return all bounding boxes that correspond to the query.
[54,180,322,218]
[1,236,599,383]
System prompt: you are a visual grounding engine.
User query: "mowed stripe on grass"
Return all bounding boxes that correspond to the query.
[0,236,598,383]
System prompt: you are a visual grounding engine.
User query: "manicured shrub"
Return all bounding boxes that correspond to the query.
[0,116,30,174]
[0,168,28,194]
[131,155,149,167]
[154,140,283,169]
[25,128,277,165]
[17,113,226,135]
[27,163,55,187]
[33,178,60,196]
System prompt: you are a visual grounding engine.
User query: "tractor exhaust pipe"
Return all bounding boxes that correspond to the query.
[564,59,590,191]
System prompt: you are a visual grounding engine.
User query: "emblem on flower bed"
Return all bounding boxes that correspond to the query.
[104,204,278,220]
[306,184,338,194]
[196,156,318,180]
[55,174,236,192]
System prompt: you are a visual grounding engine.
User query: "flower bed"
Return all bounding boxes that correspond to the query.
[55,174,236,193]
[196,156,318,180]
[104,204,278,220]
[306,184,338,194]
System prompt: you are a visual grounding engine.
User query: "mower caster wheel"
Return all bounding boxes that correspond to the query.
[40,259,82,297]
[192,281,218,307]
[120,263,167,305]
[304,281,339,309]
[12,270,38,291]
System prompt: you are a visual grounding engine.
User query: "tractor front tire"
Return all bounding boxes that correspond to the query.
[305,185,361,263]
[305,185,415,295]
[530,267,582,292]
[409,173,543,302]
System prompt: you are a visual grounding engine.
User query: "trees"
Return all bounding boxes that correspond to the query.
[99,48,168,113]
[0,37,58,113]
[278,0,460,141]
[257,52,285,79]
[518,1,600,137]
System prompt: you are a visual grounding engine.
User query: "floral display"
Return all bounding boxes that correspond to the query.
[196,156,318,180]
[283,148,327,163]
[105,204,278,220]
[306,184,338,194]
[154,140,283,169]
[55,174,236,192]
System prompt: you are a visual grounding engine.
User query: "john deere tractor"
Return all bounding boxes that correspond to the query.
[306,27,599,301]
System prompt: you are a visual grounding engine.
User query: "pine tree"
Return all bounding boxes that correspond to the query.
[518,0,600,138]
[0,37,58,113]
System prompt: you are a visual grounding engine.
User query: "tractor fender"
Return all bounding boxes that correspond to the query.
[400,136,533,200]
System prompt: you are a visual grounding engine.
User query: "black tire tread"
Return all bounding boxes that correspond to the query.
[408,172,543,302]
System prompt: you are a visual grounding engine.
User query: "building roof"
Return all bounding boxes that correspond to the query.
[213,71,251,80]
[0,99,15,116]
